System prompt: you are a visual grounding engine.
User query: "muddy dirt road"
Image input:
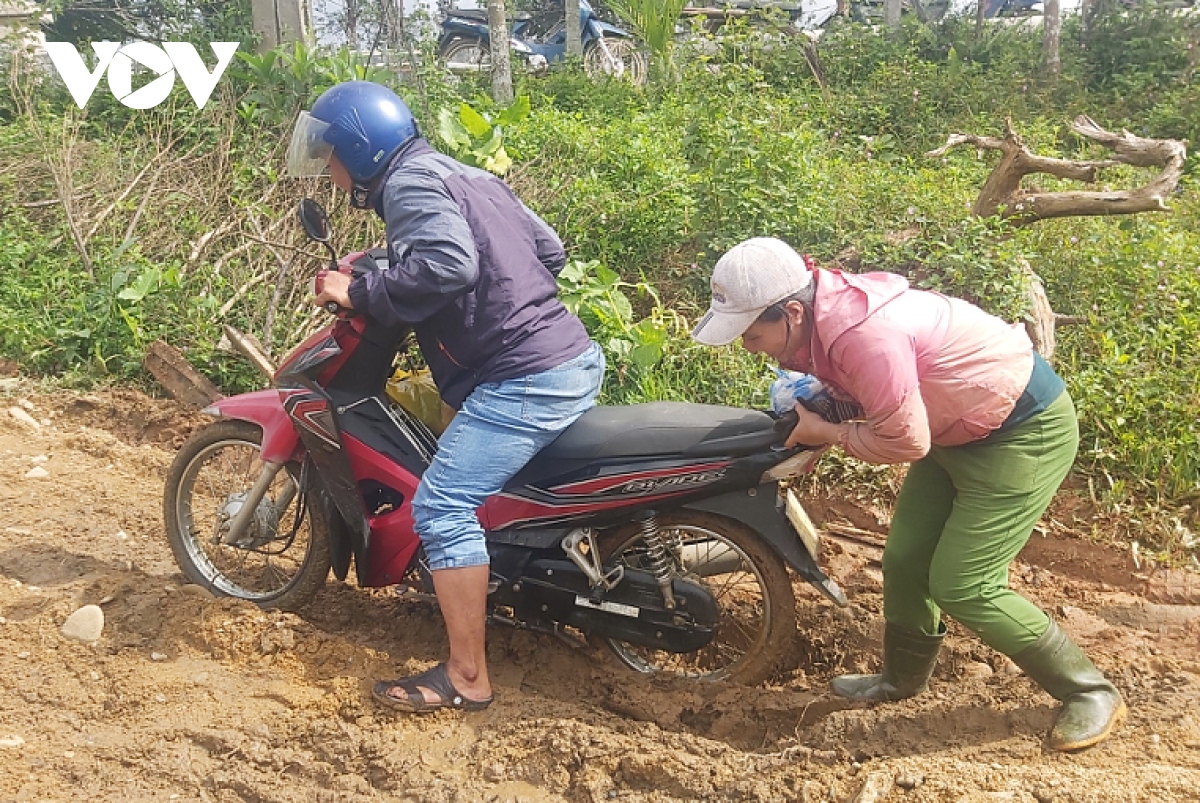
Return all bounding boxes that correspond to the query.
[0,387,1197,802]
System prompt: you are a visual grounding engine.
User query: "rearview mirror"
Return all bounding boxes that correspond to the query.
[297,199,330,243]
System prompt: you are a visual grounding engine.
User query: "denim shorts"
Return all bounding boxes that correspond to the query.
[411,342,605,570]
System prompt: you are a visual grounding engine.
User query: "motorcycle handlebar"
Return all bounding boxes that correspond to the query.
[773,409,799,442]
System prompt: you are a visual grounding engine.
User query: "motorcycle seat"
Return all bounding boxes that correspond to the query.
[539,402,780,460]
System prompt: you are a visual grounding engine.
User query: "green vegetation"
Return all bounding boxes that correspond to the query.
[1,10,1197,555]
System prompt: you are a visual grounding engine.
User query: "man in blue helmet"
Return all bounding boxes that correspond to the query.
[287,81,605,713]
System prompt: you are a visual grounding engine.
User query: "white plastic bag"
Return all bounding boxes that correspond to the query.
[769,369,862,423]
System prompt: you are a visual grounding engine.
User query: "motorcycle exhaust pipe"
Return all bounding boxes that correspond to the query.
[679,540,744,577]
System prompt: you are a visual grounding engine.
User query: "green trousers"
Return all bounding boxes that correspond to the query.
[883,391,1079,657]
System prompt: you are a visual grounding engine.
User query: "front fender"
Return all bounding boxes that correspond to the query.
[588,20,633,38]
[683,482,848,607]
[203,390,300,464]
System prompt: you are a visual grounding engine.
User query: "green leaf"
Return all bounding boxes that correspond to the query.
[476,126,504,157]
[606,337,633,358]
[495,95,531,128]
[595,264,621,288]
[436,108,472,150]
[630,342,663,368]
[558,261,591,284]
[632,318,668,348]
[458,102,493,139]
[112,237,137,259]
[117,267,161,304]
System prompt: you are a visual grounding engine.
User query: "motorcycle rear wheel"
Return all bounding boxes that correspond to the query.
[163,420,331,611]
[597,510,796,684]
[440,37,492,74]
[583,37,648,86]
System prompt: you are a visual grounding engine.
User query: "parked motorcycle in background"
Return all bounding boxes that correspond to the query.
[439,0,648,85]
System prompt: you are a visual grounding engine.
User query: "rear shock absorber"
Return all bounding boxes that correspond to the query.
[638,511,676,610]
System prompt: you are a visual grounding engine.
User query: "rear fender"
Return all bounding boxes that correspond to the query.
[441,20,488,39]
[682,482,848,607]
[203,390,300,464]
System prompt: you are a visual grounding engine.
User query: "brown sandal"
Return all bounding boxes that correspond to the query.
[372,663,494,714]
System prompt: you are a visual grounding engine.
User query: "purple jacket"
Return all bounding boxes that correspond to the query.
[347,139,590,409]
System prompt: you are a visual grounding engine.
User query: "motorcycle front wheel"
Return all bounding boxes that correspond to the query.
[583,37,648,86]
[163,420,331,611]
[597,510,796,685]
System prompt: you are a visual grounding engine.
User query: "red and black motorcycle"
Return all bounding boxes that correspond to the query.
[162,200,846,684]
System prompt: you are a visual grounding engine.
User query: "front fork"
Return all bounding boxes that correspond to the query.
[592,34,625,77]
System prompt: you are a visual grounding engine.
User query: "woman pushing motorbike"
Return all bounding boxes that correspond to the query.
[691,237,1125,751]
[287,80,604,714]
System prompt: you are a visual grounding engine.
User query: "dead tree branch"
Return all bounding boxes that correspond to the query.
[927,116,1187,226]
[927,116,1186,360]
[246,212,295,351]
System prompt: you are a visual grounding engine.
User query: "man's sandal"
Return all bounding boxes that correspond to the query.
[372,662,494,714]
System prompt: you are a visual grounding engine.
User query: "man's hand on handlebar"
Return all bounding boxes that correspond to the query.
[314,268,353,313]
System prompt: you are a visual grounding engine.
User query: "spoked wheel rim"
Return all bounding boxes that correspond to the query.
[604,523,776,681]
[441,39,493,74]
[584,37,648,85]
[174,437,317,602]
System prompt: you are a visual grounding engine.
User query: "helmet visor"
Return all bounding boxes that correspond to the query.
[286,111,334,177]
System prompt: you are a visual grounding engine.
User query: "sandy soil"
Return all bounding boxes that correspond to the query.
[0,386,1197,803]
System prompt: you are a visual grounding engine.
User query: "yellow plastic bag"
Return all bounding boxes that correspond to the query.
[385,368,454,435]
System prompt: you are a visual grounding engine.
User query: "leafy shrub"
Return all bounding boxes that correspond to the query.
[232,43,395,129]
[435,96,530,174]
[509,105,698,274]
[1078,6,1200,95]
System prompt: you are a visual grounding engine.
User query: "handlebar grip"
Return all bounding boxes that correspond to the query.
[773,409,799,439]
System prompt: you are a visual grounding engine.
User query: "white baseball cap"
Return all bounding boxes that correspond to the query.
[691,237,814,346]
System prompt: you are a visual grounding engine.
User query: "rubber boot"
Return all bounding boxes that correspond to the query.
[830,623,945,702]
[1009,620,1126,751]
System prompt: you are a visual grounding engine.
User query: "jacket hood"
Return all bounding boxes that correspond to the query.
[813,268,910,346]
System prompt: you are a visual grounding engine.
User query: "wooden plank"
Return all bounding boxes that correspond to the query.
[221,324,276,380]
[143,340,223,408]
[824,522,888,550]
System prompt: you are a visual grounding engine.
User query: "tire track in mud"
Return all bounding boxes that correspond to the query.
[0,387,1198,802]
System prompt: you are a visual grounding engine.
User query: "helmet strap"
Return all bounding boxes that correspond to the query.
[350,184,372,209]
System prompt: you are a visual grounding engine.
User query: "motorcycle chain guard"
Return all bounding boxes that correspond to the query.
[508,559,720,653]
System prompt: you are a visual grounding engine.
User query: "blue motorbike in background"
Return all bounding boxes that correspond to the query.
[438,0,648,85]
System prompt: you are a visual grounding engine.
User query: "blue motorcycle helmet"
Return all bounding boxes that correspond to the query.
[286,81,419,208]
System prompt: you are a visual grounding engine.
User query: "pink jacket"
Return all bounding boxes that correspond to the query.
[782,269,1034,464]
